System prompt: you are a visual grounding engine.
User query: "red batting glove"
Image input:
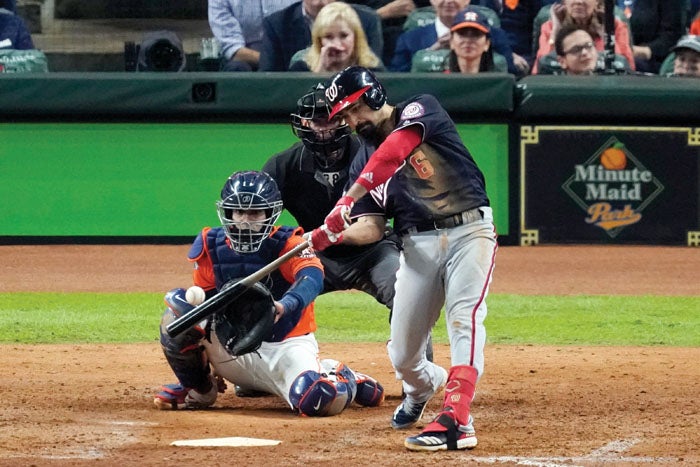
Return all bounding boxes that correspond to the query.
[308,225,344,252]
[324,195,354,234]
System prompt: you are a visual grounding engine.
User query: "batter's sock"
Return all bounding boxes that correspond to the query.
[422,364,477,432]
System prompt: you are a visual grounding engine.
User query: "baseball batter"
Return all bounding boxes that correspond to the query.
[309,67,498,451]
[263,83,435,361]
[154,170,384,416]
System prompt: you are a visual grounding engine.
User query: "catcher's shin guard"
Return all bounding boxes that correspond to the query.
[289,370,353,416]
[159,288,210,390]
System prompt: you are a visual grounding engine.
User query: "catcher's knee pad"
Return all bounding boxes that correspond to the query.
[289,370,352,417]
[159,288,205,354]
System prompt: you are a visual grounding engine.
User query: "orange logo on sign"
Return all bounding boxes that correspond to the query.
[600,142,627,170]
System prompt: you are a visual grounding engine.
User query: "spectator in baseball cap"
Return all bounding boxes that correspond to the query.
[445,6,496,74]
[669,35,700,78]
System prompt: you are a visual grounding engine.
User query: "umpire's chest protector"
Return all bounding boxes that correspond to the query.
[202,227,296,298]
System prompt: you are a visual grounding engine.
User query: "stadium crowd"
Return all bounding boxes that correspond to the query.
[2,0,699,77]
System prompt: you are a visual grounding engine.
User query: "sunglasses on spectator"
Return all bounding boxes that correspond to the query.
[564,42,595,57]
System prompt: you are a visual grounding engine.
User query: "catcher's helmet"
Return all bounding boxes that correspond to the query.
[291,83,352,170]
[325,66,387,120]
[217,171,283,253]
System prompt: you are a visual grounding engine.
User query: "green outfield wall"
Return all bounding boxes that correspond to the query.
[2,72,699,245]
[0,122,509,238]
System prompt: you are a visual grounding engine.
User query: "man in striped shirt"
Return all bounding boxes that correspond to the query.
[208,0,297,70]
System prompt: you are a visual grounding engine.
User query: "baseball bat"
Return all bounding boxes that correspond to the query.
[166,239,310,338]
[602,0,616,73]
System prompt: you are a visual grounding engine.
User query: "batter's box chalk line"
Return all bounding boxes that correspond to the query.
[469,438,677,466]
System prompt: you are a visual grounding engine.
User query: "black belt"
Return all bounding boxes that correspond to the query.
[401,208,483,235]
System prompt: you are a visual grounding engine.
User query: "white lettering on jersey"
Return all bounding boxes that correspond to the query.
[299,247,316,258]
[321,171,341,187]
[369,180,390,210]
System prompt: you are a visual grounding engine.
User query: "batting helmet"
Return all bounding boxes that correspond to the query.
[291,83,352,170]
[325,66,387,120]
[216,171,283,253]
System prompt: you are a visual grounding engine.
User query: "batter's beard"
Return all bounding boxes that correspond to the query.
[357,115,396,147]
[357,122,378,142]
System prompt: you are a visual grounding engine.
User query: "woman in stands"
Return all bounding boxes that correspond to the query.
[444,6,496,74]
[533,0,634,73]
[290,2,384,73]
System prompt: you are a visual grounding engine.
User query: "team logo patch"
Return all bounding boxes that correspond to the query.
[400,102,425,120]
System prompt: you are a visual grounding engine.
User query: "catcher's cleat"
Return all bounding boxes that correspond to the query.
[404,413,477,451]
[153,380,218,410]
[391,366,447,429]
[354,373,384,407]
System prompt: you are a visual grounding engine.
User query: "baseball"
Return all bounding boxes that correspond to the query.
[185,286,206,306]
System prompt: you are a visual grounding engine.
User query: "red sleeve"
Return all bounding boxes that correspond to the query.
[356,126,422,192]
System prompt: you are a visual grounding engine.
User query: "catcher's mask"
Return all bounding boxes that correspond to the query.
[291,83,352,170]
[217,171,283,253]
[212,280,275,357]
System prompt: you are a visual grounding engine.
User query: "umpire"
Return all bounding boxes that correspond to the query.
[262,83,400,312]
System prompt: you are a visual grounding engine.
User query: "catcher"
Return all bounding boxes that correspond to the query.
[154,170,384,416]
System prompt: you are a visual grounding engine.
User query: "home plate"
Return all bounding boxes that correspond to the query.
[171,437,281,447]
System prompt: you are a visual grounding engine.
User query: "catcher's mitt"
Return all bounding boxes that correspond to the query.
[212,280,275,357]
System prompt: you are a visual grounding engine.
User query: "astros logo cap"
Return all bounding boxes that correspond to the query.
[451,7,491,35]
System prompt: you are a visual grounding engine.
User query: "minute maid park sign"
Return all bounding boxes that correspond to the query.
[562,136,665,238]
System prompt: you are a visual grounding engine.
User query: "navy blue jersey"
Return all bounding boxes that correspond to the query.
[351,94,490,233]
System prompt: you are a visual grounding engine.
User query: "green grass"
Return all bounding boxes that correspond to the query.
[0,292,698,346]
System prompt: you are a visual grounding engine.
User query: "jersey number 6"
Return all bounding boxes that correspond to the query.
[409,150,435,179]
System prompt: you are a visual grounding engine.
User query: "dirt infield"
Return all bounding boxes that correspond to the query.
[1,245,699,466]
